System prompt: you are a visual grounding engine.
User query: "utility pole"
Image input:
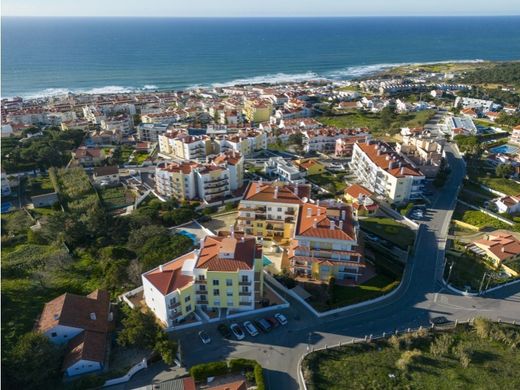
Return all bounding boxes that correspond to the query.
[485,272,493,291]
[446,261,454,284]
[307,332,312,352]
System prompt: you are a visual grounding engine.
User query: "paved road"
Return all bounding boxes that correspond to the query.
[124,143,520,390]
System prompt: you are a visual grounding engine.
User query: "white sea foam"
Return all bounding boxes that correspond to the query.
[142,85,159,90]
[210,71,323,88]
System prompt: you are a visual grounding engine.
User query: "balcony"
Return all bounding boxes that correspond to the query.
[238,280,251,286]
[168,301,181,309]
[195,279,207,284]
[239,291,251,296]
[196,289,207,294]
[204,176,228,185]
[239,301,252,306]
[196,299,208,305]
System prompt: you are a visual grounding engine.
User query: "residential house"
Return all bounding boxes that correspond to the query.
[294,158,326,176]
[264,157,306,184]
[244,99,273,123]
[36,290,113,377]
[31,192,59,208]
[303,128,370,154]
[344,184,378,216]
[236,181,311,241]
[289,201,364,283]
[93,166,120,188]
[471,231,520,271]
[72,147,106,167]
[494,194,520,214]
[158,132,212,161]
[510,126,520,145]
[350,141,425,203]
[142,233,264,327]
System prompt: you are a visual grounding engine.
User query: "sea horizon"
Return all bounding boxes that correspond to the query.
[3,16,520,98]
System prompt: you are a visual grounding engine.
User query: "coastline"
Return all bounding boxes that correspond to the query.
[4,59,506,101]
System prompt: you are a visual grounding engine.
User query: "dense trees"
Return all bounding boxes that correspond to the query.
[462,62,520,86]
[1,128,84,173]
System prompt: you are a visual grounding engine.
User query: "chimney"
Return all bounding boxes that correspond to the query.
[316,200,320,207]
[230,225,235,238]
[307,207,312,217]
[294,185,299,196]
[274,186,278,199]
[341,210,346,220]
[241,236,245,243]
[312,218,317,228]
[400,167,405,175]
[90,312,97,321]
[339,220,344,230]
[159,265,164,272]
[330,220,335,230]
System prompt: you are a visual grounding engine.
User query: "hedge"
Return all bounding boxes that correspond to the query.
[189,361,228,382]
[190,358,264,389]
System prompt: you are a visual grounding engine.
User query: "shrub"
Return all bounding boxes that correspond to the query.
[189,361,229,382]
[430,334,454,357]
[474,317,492,339]
[395,349,422,371]
[254,362,265,390]
[228,358,256,372]
[388,335,401,350]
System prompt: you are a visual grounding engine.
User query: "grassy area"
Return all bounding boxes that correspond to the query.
[99,186,135,210]
[24,175,55,196]
[307,172,347,194]
[360,217,415,249]
[319,110,435,135]
[445,250,512,292]
[307,274,400,312]
[474,177,520,196]
[132,151,150,165]
[454,207,511,230]
[303,321,520,390]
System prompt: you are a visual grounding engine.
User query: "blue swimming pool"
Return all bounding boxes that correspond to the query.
[178,230,198,243]
[489,144,519,154]
[1,202,12,213]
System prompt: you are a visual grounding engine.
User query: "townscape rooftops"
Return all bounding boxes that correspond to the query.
[36,289,111,334]
[62,330,107,369]
[196,235,259,271]
[473,231,520,262]
[143,252,195,295]
[243,181,311,204]
[345,183,373,199]
[357,142,423,177]
[296,202,356,241]
[93,165,119,177]
[208,379,247,390]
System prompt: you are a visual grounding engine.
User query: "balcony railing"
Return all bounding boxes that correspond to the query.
[238,281,251,286]
[196,299,208,305]
[239,301,252,306]
[239,291,251,296]
[195,279,207,284]
[196,289,207,294]
[168,301,181,309]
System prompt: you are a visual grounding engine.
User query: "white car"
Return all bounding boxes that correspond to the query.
[230,323,245,340]
[198,330,211,344]
[243,321,259,336]
[274,313,288,326]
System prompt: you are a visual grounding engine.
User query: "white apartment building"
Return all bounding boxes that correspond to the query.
[158,131,212,161]
[303,128,370,153]
[155,151,244,202]
[137,123,170,142]
[350,141,425,203]
[264,157,306,183]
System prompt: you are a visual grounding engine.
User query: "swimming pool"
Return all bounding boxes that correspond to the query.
[489,144,519,155]
[178,229,198,243]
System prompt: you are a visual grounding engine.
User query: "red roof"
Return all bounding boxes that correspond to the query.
[144,252,195,295]
[345,184,373,199]
[196,235,259,271]
[244,181,311,204]
[356,142,423,177]
[296,203,356,241]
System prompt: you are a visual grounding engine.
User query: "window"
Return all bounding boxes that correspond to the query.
[227,292,233,296]
[277,207,282,212]
[242,275,249,282]
[227,301,234,306]
[257,223,262,227]
[212,280,219,286]
[268,207,272,211]
[51,332,57,337]
[242,287,249,293]
[226,279,233,286]
[199,285,206,291]
[200,294,207,301]
[185,304,192,312]
[213,289,220,296]
[184,296,191,303]
[198,275,205,281]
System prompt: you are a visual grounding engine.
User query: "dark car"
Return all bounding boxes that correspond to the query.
[266,317,280,328]
[255,318,272,333]
[217,323,232,338]
[430,316,450,325]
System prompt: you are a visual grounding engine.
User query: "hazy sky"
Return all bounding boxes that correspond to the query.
[2,0,519,17]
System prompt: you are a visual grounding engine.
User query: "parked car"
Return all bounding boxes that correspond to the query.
[243,321,259,336]
[230,323,245,340]
[266,317,280,328]
[255,318,272,333]
[430,316,450,325]
[217,323,232,339]
[274,313,288,326]
[198,330,211,344]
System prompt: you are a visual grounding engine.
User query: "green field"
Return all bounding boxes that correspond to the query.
[303,321,520,390]
[24,176,55,197]
[99,186,134,209]
[454,207,511,230]
[307,173,347,195]
[360,217,415,249]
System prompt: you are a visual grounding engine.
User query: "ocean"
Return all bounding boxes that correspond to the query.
[2,16,520,98]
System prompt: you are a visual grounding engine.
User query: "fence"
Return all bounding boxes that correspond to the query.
[103,358,147,387]
[298,318,519,390]
[119,286,143,309]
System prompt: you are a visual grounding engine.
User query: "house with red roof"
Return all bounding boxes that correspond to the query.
[289,200,364,282]
[471,231,520,271]
[142,233,264,328]
[36,290,113,376]
[344,184,378,216]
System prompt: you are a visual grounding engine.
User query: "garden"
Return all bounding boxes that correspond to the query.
[359,217,416,249]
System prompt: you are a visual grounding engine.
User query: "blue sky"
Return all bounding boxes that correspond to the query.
[2,0,519,17]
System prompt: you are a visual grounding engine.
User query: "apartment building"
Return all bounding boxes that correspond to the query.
[289,201,364,282]
[395,130,445,178]
[214,130,267,156]
[350,141,425,203]
[236,181,311,240]
[335,135,371,158]
[510,127,520,145]
[137,123,170,142]
[142,233,264,327]
[264,157,306,183]
[303,128,370,153]
[158,131,213,161]
[155,151,244,202]
[244,99,273,123]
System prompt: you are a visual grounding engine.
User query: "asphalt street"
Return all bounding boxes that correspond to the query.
[124,143,520,390]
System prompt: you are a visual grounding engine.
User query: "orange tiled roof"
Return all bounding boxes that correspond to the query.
[356,142,423,177]
[296,203,356,241]
[243,181,311,204]
[345,183,373,199]
[473,232,520,262]
[144,252,195,295]
[62,330,107,369]
[196,235,258,271]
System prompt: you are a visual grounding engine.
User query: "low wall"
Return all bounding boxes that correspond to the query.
[452,219,481,232]
[457,199,514,226]
[119,286,144,309]
[103,358,147,387]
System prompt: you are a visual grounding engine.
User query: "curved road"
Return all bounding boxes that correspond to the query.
[125,143,520,390]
